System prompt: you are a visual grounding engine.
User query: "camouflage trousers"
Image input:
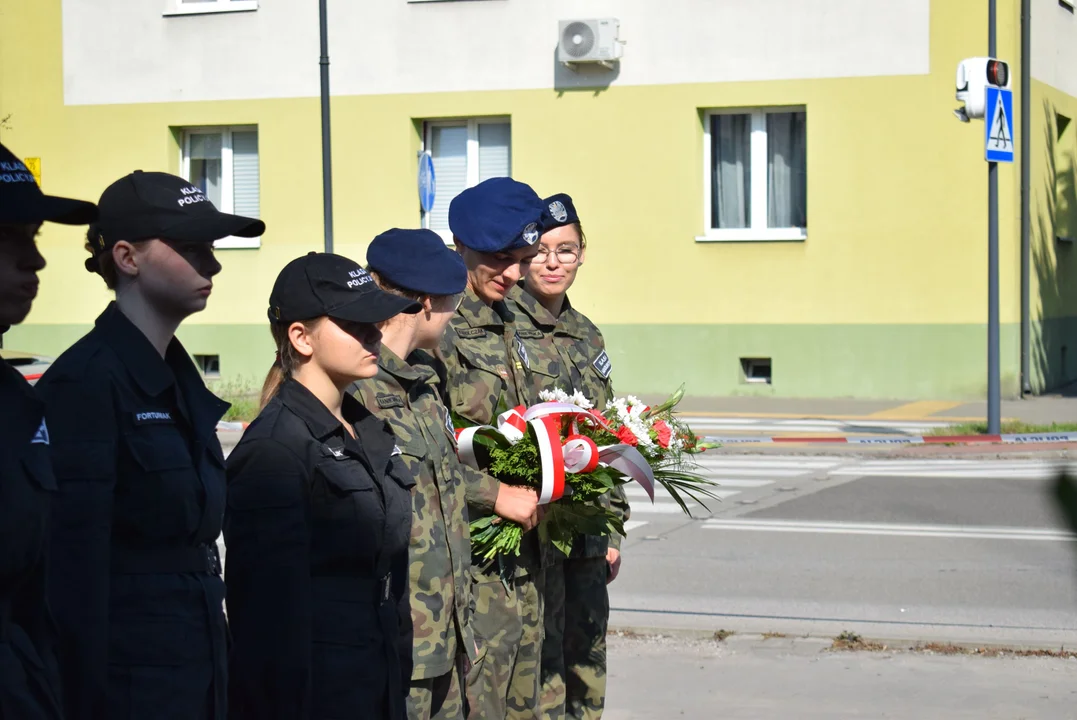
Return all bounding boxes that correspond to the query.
[409,661,467,720]
[465,564,545,719]
[539,555,609,720]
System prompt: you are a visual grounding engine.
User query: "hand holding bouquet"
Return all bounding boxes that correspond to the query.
[457,386,720,564]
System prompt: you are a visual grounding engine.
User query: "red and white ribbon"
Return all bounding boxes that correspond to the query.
[454,401,659,506]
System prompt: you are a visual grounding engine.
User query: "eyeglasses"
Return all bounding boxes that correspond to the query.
[532,245,580,265]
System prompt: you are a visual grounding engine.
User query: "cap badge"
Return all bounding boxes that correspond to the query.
[549,201,568,223]
[522,222,540,246]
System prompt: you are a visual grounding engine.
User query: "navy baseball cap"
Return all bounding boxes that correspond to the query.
[90,171,264,255]
[269,252,420,324]
[448,177,544,253]
[540,193,580,232]
[366,228,467,296]
[0,142,97,225]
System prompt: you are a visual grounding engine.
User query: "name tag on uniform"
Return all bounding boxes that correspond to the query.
[593,351,613,379]
[456,327,486,339]
[517,329,544,339]
[376,394,405,409]
[515,337,530,369]
[133,411,174,425]
[31,418,49,445]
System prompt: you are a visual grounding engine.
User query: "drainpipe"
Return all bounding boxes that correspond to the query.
[1020,0,1032,395]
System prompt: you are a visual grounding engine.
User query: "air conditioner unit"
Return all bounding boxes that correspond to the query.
[558,18,624,69]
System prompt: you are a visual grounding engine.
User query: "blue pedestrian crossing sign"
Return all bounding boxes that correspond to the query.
[984,86,1014,163]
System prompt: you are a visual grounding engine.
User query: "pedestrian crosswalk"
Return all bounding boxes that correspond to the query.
[678,415,950,437]
[623,455,845,526]
[828,459,1077,479]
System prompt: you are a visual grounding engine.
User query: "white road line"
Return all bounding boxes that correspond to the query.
[623,520,648,532]
[700,518,1077,542]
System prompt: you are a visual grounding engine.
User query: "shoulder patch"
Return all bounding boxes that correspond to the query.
[516,328,544,339]
[593,350,613,379]
[455,327,487,339]
[375,393,405,409]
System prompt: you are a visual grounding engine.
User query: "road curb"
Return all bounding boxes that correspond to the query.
[607,625,1077,655]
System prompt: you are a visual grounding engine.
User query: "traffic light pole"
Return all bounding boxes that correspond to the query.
[319,0,334,254]
[987,0,1001,435]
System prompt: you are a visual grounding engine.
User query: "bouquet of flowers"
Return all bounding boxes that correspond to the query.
[458,385,719,565]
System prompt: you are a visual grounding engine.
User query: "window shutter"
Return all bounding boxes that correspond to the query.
[477,122,511,181]
[232,130,260,220]
[429,125,468,234]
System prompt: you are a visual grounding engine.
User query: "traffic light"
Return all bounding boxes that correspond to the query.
[954,57,1011,122]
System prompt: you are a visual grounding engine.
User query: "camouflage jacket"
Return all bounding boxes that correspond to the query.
[351,348,476,679]
[439,287,542,574]
[511,286,631,554]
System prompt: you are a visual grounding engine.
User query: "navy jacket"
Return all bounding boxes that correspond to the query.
[0,357,63,719]
[35,303,230,720]
[225,377,414,720]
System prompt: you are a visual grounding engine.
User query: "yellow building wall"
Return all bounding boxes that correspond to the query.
[4,0,1055,399]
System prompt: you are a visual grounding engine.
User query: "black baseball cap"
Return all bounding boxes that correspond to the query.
[269,252,421,324]
[0,142,98,225]
[89,170,265,254]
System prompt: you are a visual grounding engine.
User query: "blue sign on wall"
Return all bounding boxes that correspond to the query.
[984,86,1014,163]
[418,151,436,213]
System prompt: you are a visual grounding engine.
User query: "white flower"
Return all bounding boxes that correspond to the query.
[539,388,571,404]
[568,389,594,410]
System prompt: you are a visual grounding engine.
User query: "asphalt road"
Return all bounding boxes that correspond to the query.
[609,455,1077,647]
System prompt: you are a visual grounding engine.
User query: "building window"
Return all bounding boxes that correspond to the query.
[164,0,258,16]
[422,118,511,240]
[180,126,261,249]
[194,354,221,378]
[700,108,807,242]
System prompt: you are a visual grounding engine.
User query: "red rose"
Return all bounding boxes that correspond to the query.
[615,425,638,447]
[654,420,672,449]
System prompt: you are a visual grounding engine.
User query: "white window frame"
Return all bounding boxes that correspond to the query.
[180,125,261,249]
[421,116,511,243]
[164,0,258,16]
[699,106,807,243]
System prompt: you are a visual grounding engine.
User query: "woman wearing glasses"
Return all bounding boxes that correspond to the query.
[348,229,476,720]
[512,193,629,720]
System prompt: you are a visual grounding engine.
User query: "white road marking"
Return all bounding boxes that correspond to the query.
[700,518,1077,542]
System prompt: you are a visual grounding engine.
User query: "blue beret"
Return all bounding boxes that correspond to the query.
[540,193,580,231]
[366,228,467,296]
[448,177,544,253]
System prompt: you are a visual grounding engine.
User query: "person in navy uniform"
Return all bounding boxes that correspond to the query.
[34,170,263,720]
[0,141,97,720]
[225,252,420,720]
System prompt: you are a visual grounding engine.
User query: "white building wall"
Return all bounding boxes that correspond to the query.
[62,0,931,106]
[1031,0,1077,97]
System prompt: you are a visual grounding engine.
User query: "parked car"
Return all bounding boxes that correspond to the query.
[0,349,53,385]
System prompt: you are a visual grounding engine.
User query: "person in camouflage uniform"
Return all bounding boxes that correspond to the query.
[518,193,630,720]
[438,178,548,720]
[350,229,477,720]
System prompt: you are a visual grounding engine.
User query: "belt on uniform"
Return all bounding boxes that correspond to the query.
[110,543,221,575]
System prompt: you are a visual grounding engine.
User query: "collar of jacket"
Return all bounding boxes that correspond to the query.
[0,359,43,452]
[378,346,436,386]
[95,303,230,425]
[457,286,514,329]
[511,286,588,340]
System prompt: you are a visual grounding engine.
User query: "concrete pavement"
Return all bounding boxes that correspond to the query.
[604,633,1077,719]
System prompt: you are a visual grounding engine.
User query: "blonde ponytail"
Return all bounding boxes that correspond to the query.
[260,319,321,409]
